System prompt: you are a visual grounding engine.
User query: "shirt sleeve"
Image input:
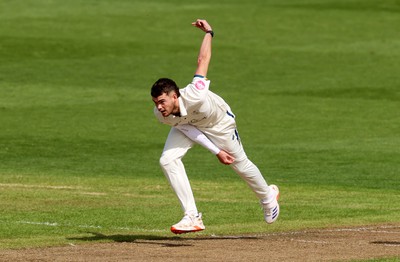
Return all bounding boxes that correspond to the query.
[181,76,211,105]
[175,124,220,155]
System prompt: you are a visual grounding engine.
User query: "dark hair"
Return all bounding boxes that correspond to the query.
[151,78,180,98]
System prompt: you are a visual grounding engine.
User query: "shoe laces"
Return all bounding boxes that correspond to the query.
[181,213,202,223]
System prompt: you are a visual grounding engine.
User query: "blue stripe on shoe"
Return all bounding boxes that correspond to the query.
[272,206,278,219]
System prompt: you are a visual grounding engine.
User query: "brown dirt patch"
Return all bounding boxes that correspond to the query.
[1,224,399,261]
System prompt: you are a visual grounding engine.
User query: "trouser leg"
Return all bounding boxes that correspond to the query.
[230,158,272,200]
[202,125,273,201]
[159,127,198,215]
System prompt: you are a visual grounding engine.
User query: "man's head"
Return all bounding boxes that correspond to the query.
[151,78,181,117]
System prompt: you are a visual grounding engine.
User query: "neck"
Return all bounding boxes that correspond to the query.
[172,97,180,116]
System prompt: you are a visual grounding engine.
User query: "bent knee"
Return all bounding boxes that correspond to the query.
[159,153,179,169]
[159,155,169,169]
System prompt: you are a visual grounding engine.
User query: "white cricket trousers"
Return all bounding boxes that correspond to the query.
[159,121,272,216]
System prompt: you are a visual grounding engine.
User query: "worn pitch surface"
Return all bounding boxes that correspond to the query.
[1,224,399,261]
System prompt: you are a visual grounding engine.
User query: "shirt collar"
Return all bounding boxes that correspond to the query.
[178,96,187,117]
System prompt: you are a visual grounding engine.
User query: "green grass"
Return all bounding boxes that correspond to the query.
[351,259,400,262]
[0,0,400,254]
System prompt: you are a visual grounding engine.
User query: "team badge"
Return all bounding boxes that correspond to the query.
[195,80,206,90]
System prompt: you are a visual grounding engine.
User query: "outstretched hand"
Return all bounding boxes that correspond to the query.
[192,19,212,32]
[216,150,235,165]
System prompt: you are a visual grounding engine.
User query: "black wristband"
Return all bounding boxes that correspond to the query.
[206,30,214,38]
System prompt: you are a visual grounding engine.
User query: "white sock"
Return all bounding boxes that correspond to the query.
[185,210,199,217]
[261,186,276,205]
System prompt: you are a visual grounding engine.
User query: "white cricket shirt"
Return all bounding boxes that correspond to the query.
[154,76,235,133]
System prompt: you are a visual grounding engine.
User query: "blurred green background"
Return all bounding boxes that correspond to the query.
[0,0,399,250]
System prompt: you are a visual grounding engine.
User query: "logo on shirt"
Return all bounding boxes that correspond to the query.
[195,80,206,90]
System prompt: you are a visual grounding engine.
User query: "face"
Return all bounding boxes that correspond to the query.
[152,92,179,117]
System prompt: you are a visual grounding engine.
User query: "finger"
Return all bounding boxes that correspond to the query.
[197,19,206,26]
[192,22,202,28]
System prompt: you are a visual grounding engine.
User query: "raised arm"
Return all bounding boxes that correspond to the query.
[192,19,213,77]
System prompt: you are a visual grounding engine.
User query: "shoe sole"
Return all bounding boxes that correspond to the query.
[171,226,204,234]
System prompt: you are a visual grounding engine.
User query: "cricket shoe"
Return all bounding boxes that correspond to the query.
[260,184,280,224]
[170,213,205,234]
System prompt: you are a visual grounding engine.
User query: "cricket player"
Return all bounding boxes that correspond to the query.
[151,19,280,234]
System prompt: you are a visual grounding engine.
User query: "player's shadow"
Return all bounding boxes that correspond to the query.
[67,232,259,247]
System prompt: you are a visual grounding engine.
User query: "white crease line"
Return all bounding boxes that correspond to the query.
[19,221,59,227]
[291,239,329,244]
[267,226,400,237]
[325,228,400,234]
[13,221,399,236]
[0,183,83,190]
[15,221,166,233]
[0,183,107,196]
